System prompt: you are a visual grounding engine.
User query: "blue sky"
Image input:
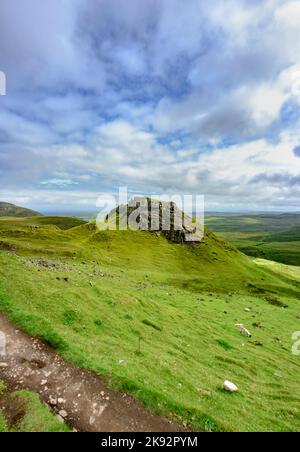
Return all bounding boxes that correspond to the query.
[1,0,300,212]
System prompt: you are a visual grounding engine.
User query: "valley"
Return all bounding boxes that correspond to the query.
[206,213,300,266]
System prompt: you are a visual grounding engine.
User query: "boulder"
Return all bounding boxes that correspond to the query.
[59,410,68,418]
[107,197,204,243]
[223,380,238,393]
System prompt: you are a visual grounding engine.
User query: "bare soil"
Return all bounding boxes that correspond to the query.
[0,313,186,432]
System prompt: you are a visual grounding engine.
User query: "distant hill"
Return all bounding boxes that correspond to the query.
[0,202,42,218]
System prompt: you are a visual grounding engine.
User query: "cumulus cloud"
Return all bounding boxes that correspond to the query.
[0,0,300,211]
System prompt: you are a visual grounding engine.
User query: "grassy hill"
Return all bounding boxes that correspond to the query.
[0,215,300,431]
[206,213,300,266]
[0,202,42,218]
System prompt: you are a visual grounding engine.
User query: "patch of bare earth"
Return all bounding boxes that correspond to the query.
[0,313,186,432]
[0,392,26,429]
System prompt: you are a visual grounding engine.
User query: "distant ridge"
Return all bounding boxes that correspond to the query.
[0,202,42,218]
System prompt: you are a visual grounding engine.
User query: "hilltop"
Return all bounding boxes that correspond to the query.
[0,202,42,218]
[106,196,203,243]
[0,209,300,431]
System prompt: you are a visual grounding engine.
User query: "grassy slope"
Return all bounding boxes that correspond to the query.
[0,217,300,431]
[0,382,69,432]
[0,202,41,218]
[206,214,300,266]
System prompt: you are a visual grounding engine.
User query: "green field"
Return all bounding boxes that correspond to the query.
[206,213,300,266]
[0,216,300,431]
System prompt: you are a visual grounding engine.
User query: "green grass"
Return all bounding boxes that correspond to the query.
[0,216,300,431]
[206,214,300,266]
[0,382,70,432]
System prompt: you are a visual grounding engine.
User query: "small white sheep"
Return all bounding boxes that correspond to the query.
[235,323,252,337]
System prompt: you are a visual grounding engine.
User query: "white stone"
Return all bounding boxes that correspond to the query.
[59,410,68,418]
[117,359,126,365]
[49,396,57,405]
[0,363,8,368]
[223,380,238,392]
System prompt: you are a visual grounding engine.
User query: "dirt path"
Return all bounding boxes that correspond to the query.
[0,313,185,432]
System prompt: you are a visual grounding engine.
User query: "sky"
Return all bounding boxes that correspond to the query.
[1,0,300,213]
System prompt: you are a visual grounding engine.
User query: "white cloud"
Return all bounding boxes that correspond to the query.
[1,0,300,211]
[41,179,79,187]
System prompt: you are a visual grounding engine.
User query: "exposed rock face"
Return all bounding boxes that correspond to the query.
[107,197,203,244]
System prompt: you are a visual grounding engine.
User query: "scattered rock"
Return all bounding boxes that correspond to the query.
[223,380,238,393]
[28,258,58,269]
[30,359,46,369]
[117,359,126,365]
[244,308,251,312]
[59,409,68,418]
[49,396,57,405]
[0,312,186,432]
[0,362,8,368]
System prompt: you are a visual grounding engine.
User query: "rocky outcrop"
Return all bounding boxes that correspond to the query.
[107,197,203,244]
